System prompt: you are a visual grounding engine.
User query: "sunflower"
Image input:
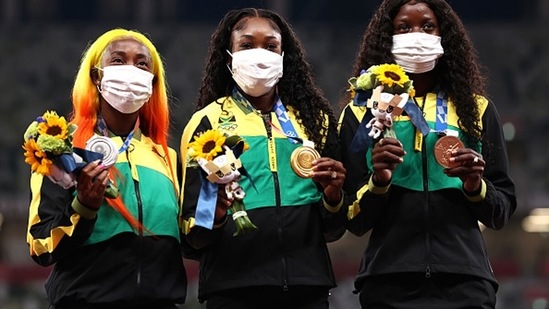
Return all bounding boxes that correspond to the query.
[22,139,52,175]
[37,111,69,140]
[374,64,410,88]
[189,129,226,161]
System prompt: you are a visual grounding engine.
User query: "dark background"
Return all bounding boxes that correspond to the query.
[1,1,548,308]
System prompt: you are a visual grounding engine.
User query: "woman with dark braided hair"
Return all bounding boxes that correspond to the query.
[338,1,516,308]
[180,8,346,309]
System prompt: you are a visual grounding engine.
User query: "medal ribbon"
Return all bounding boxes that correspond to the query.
[433,91,459,137]
[232,87,300,144]
[272,98,299,144]
[266,119,304,144]
[96,114,139,154]
[195,173,218,230]
[435,91,448,135]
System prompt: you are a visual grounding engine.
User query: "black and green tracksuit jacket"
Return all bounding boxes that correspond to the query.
[27,131,187,307]
[338,92,516,292]
[180,92,346,301]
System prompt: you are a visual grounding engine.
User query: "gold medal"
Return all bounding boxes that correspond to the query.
[290,146,320,178]
[434,135,464,168]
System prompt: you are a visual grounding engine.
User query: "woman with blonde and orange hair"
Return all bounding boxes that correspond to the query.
[26,28,187,308]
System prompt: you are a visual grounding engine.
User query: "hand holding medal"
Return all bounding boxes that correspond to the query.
[432,93,484,176]
[290,141,342,181]
[434,135,484,169]
[85,135,120,198]
[290,140,345,205]
[435,134,485,193]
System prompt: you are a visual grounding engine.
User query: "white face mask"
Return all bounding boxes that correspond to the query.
[228,48,283,97]
[391,33,444,74]
[98,65,154,114]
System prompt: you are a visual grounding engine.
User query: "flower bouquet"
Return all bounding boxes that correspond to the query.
[22,110,118,198]
[348,64,416,139]
[187,129,257,236]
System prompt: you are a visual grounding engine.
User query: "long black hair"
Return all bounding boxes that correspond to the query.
[347,0,486,139]
[196,8,337,151]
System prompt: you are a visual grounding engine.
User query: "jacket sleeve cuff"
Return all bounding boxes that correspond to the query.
[462,180,486,203]
[322,191,344,213]
[71,197,98,220]
[368,175,390,195]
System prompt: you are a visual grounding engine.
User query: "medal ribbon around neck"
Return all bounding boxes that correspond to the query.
[433,91,459,137]
[231,88,317,177]
[432,92,464,167]
[96,114,139,154]
[271,98,300,144]
[266,113,322,178]
[435,91,448,135]
[231,87,301,145]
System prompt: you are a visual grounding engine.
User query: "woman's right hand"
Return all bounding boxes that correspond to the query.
[371,137,406,186]
[215,184,233,223]
[76,160,109,210]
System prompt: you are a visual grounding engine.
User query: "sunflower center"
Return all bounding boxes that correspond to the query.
[202,141,218,154]
[47,125,62,136]
[384,71,401,81]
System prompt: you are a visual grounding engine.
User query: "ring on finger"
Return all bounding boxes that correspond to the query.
[331,171,337,179]
[473,156,479,164]
[379,138,384,146]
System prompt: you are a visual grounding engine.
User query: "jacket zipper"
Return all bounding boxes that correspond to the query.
[417,96,432,279]
[126,150,145,292]
[422,140,432,278]
[261,113,288,291]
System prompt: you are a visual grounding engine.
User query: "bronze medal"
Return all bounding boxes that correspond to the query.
[434,135,464,168]
[290,146,320,178]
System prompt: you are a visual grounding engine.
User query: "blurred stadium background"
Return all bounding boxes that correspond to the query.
[1,0,548,308]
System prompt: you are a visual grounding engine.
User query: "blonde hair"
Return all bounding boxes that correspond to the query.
[71,28,170,147]
[70,28,174,232]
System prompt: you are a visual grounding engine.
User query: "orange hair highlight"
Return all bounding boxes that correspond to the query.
[70,28,177,231]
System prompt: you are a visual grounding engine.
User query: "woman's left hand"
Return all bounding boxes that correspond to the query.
[444,147,484,193]
[311,157,346,204]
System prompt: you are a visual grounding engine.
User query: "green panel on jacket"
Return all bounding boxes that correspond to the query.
[237,135,322,210]
[84,164,180,245]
